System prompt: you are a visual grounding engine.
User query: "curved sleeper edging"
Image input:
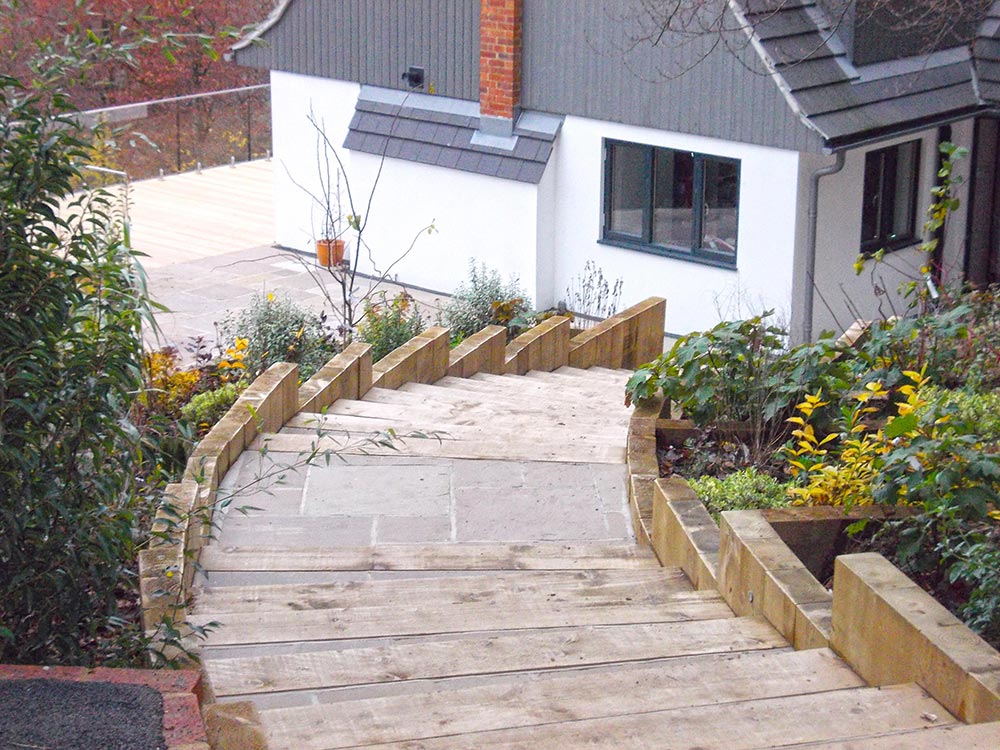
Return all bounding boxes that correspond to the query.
[625,403,1000,724]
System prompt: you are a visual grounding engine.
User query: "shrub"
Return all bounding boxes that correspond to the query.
[357,292,425,362]
[688,469,792,521]
[923,385,1000,444]
[181,382,247,437]
[218,291,339,379]
[140,347,200,418]
[626,314,849,464]
[784,370,1000,518]
[1,69,150,664]
[438,261,532,341]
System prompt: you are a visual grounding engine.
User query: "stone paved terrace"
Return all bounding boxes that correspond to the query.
[121,159,445,352]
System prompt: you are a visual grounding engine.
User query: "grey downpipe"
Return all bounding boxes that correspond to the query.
[803,151,846,342]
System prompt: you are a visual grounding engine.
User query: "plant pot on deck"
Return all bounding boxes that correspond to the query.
[316,238,345,268]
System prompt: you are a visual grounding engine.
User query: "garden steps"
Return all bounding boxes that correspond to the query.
[191,362,990,749]
[267,366,631,464]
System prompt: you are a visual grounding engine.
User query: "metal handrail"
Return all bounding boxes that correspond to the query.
[79,84,270,120]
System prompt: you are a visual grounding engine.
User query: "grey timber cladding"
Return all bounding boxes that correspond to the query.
[233,0,481,101]
[344,87,562,183]
[520,0,824,153]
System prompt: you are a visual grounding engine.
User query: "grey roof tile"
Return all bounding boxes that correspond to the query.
[456,151,482,172]
[383,139,404,159]
[392,118,420,140]
[346,89,558,181]
[750,9,819,41]
[495,158,524,181]
[512,137,544,161]
[477,154,503,176]
[436,148,462,170]
[417,142,443,164]
[431,124,461,147]
[517,162,546,183]
[362,133,389,153]
[394,140,422,161]
[343,131,366,151]
[775,57,851,90]
[412,121,439,143]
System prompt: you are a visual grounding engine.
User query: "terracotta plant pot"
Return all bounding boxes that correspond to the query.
[316,238,345,267]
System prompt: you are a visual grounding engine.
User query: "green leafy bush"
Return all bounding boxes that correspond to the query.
[357,292,425,362]
[688,469,792,521]
[438,261,532,341]
[944,531,1000,646]
[923,385,1000,444]
[626,314,849,463]
[0,71,150,664]
[218,291,339,379]
[181,382,247,437]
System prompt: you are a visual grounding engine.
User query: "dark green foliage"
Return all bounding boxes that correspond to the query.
[626,314,849,463]
[357,292,425,363]
[0,72,151,664]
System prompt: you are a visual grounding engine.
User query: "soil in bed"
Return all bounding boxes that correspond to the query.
[0,679,166,750]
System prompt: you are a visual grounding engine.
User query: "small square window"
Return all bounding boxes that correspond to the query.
[861,140,921,254]
[602,140,739,267]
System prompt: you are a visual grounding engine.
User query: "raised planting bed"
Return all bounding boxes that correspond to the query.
[626,397,1000,724]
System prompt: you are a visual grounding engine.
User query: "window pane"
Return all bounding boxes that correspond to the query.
[652,149,694,248]
[608,143,646,238]
[861,150,884,245]
[701,158,739,255]
[888,141,918,241]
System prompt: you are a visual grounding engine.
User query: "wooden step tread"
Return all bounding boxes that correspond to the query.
[258,648,862,750]
[192,568,695,614]
[284,412,627,442]
[203,616,787,697]
[260,684,951,750]
[369,386,629,422]
[553,365,632,381]
[785,721,1000,749]
[254,432,627,465]
[198,543,659,572]
[312,393,629,428]
[188,587,731,645]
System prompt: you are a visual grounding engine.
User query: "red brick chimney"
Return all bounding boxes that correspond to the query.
[479,0,522,136]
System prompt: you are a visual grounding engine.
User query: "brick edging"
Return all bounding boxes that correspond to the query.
[0,664,208,749]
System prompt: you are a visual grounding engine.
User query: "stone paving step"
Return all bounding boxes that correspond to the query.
[260,683,951,750]
[257,648,865,750]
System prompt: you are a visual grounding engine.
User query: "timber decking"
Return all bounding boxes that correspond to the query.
[192,367,1000,749]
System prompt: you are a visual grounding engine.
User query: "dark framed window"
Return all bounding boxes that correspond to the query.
[602,139,740,267]
[861,140,921,255]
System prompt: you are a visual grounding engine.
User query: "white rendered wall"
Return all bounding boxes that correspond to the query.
[346,151,540,299]
[270,70,542,302]
[548,116,801,336]
[809,123,976,337]
[270,72,361,253]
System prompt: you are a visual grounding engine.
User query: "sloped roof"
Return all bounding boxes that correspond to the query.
[742,0,998,150]
[344,87,562,184]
